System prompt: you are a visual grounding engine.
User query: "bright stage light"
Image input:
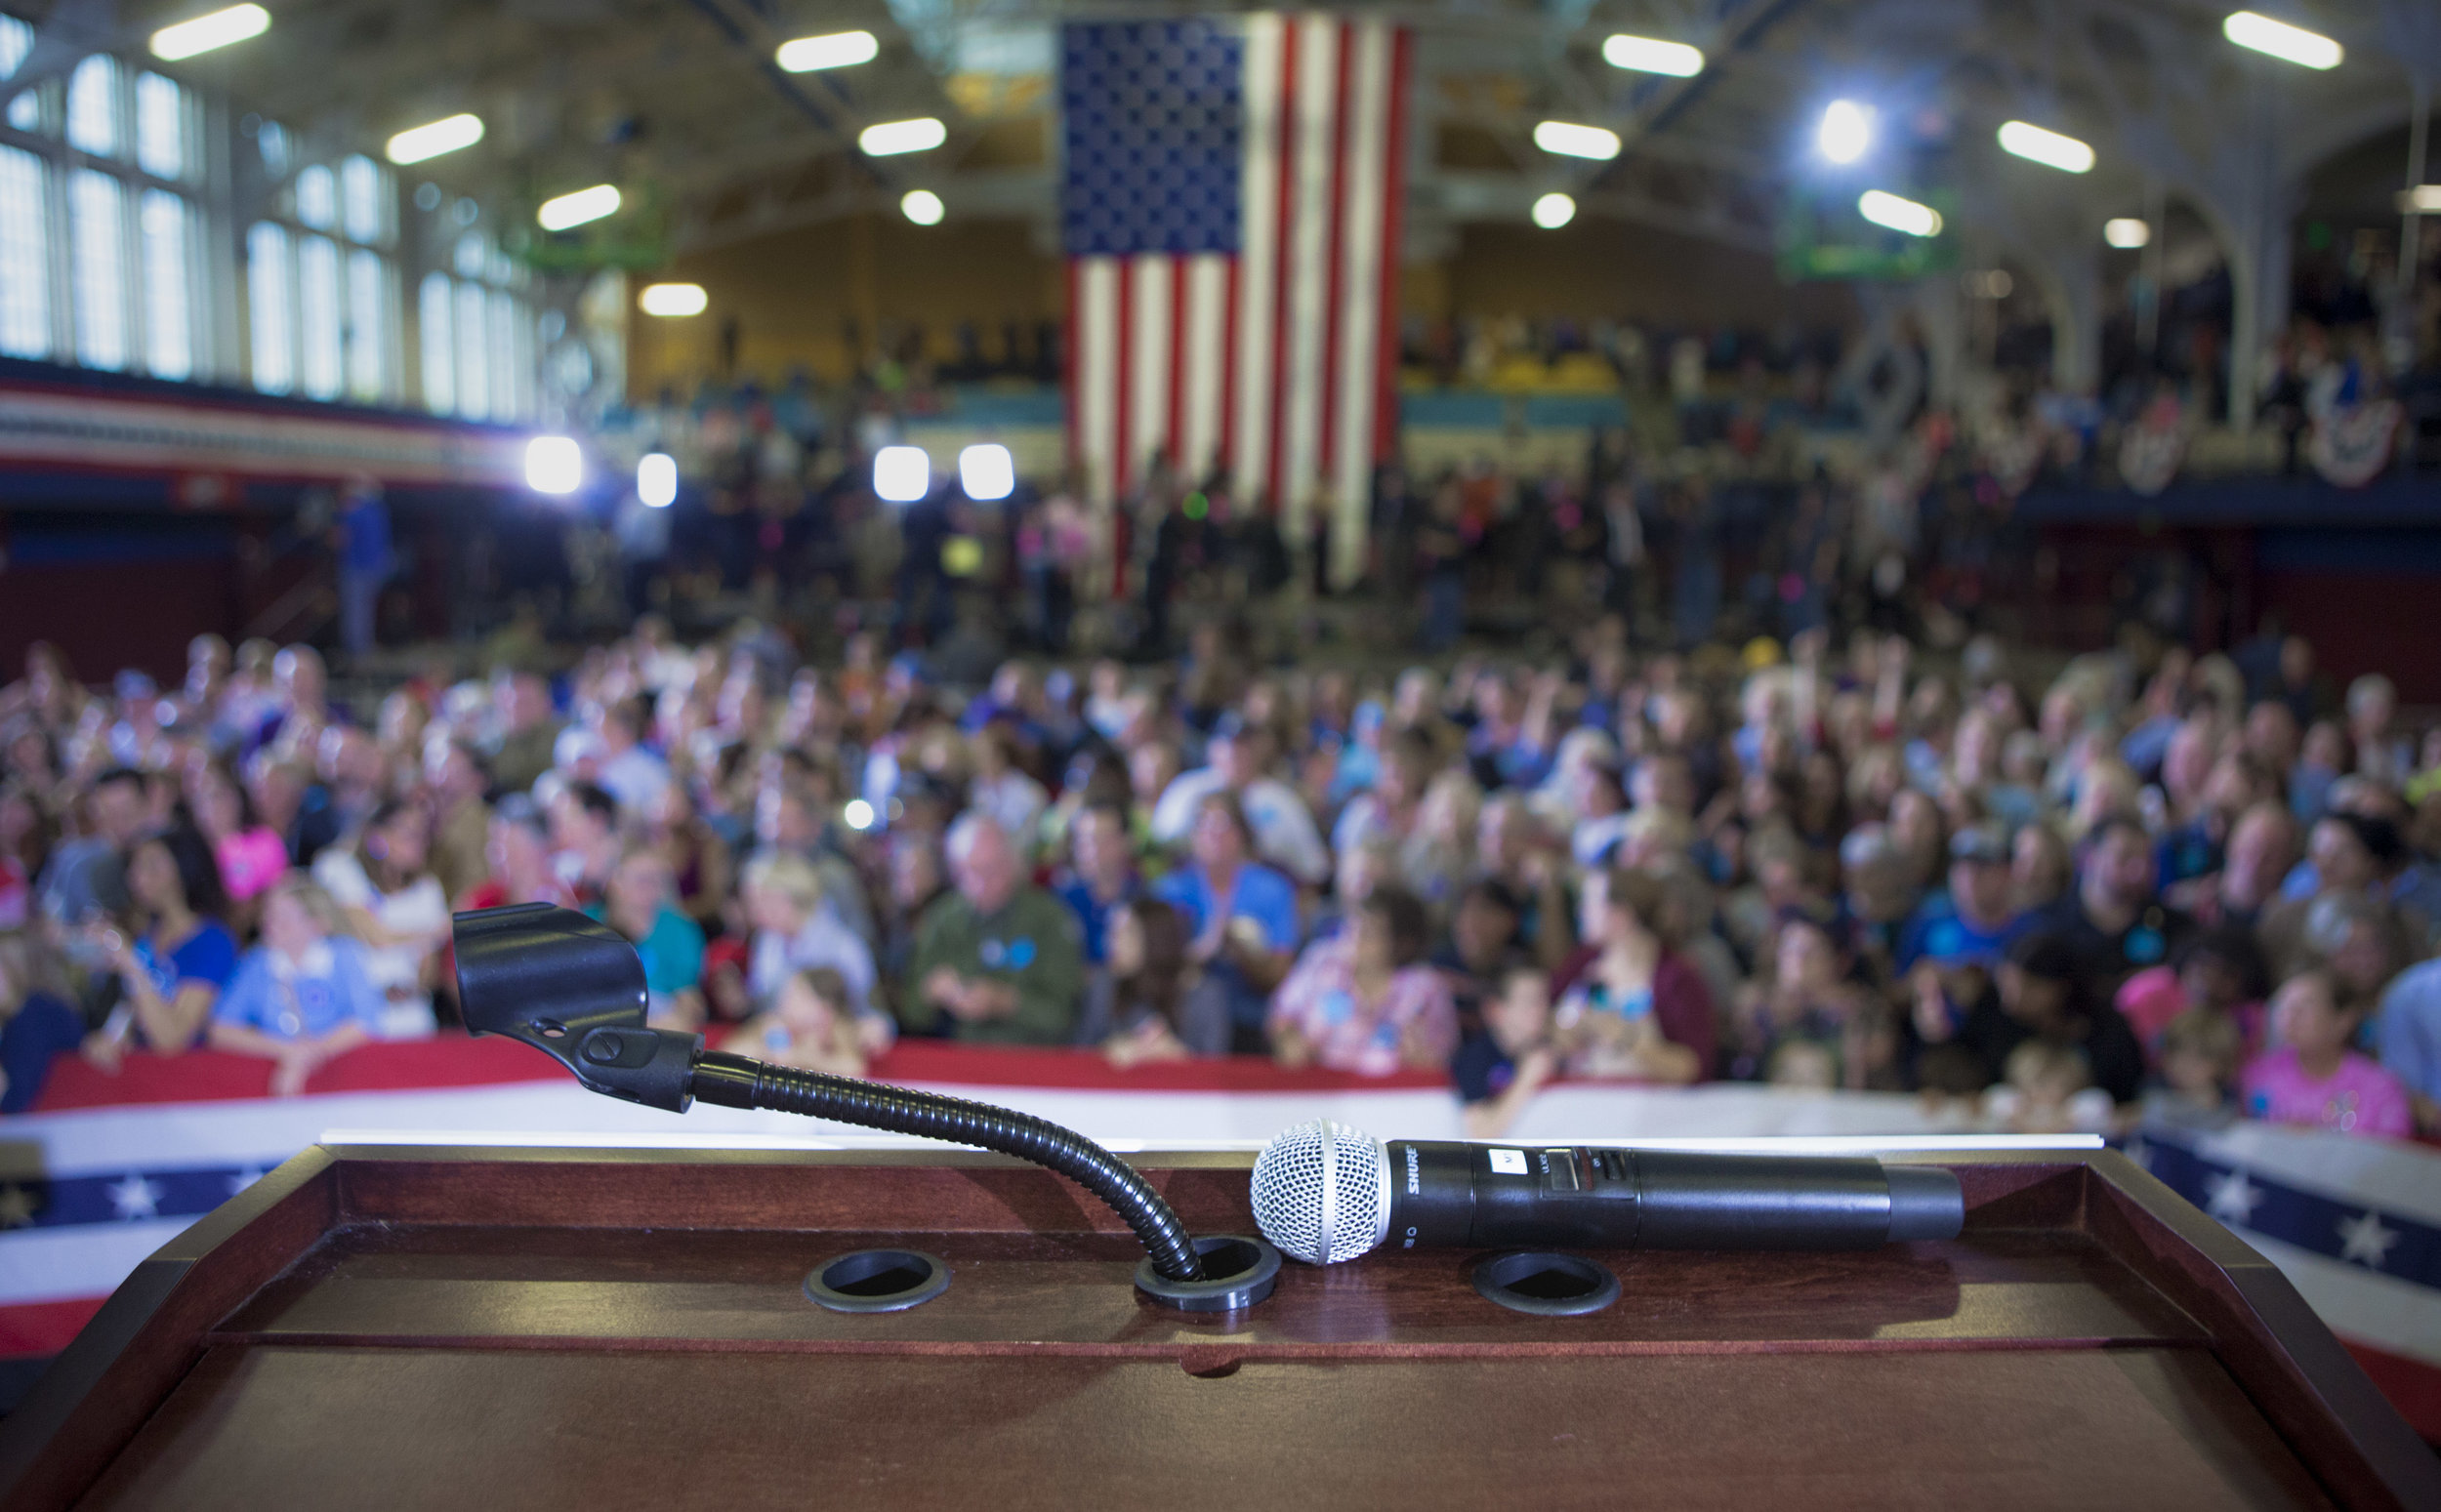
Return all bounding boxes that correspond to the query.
[1531,192,1577,229]
[901,189,945,225]
[150,4,269,61]
[959,444,1014,501]
[776,30,878,72]
[874,446,930,503]
[1534,121,1621,161]
[2397,185,2441,214]
[526,436,583,495]
[638,453,677,509]
[2222,11,2342,69]
[844,799,877,831]
[639,283,708,316]
[2104,218,2152,249]
[860,118,946,156]
[1603,35,1703,77]
[1817,100,1873,164]
[386,114,484,166]
[1858,189,1942,237]
[1997,120,2093,174]
[538,184,620,231]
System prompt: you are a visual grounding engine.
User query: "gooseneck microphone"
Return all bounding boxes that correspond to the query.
[1250,1121,1965,1265]
[453,904,1208,1285]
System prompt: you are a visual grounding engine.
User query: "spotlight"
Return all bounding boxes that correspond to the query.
[150,4,269,61]
[844,799,877,831]
[538,185,620,231]
[386,114,484,166]
[1602,35,1703,77]
[860,118,947,156]
[2221,11,2342,69]
[1858,189,1941,237]
[874,446,930,503]
[1817,100,1873,164]
[1530,192,1577,229]
[1997,120,2093,174]
[2104,218,2152,249]
[638,453,677,509]
[638,283,709,317]
[776,30,879,72]
[526,436,583,495]
[901,189,945,225]
[1533,121,1621,161]
[959,443,1014,501]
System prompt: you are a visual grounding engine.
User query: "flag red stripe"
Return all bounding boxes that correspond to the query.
[1219,256,1241,485]
[1372,25,1413,465]
[1263,17,1301,513]
[1167,254,1190,478]
[1317,20,1354,480]
[1114,257,1136,499]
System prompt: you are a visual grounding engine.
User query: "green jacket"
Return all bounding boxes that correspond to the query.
[902,886,1085,1045]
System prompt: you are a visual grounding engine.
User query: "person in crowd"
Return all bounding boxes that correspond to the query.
[185,761,289,918]
[1930,930,2146,1106]
[1268,885,1459,1076]
[1434,879,1525,1028]
[590,698,671,817]
[292,725,388,867]
[723,964,869,1078]
[1985,1041,2115,1134]
[591,848,707,1030]
[0,779,49,928]
[1082,897,1228,1065]
[312,799,450,1038]
[1154,793,1302,1052]
[2116,926,2268,1070]
[740,851,880,1025]
[82,827,237,1065]
[1896,822,2026,972]
[2242,970,2415,1138]
[459,797,579,913]
[2149,1008,2245,1128]
[1151,715,1331,885]
[487,673,563,797]
[2044,817,2188,997]
[1053,802,1140,967]
[0,930,83,1112]
[1455,961,1559,1137]
[548,781,625,906]
[209,877,385,1095]
[37,766,145,925]
[2374,955,2441,1134]
[1551,868,1713,1083]
[1730,910,1880,1088]
[425,740,495,904]
[641,784,733,929]
[903,815,1084,1046]
[2172,802,2297,932]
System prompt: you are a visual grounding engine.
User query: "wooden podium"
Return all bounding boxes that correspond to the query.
[1,1143,2433,1509]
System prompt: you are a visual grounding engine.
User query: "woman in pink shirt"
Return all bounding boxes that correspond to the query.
[1268,886,1457,1077]
[187,761,291,913]
[2241,969,2414,1138]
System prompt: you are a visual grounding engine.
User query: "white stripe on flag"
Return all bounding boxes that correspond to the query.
[0,1220,192,1307]
[1130,253,1173,480]
[1077,257,1120,507]
[1182,253,1228,483]
[1332,19,1392,583]
[1280,14,1339,534]
[2243,1232,2441,1367]
[1232,12,1283,502]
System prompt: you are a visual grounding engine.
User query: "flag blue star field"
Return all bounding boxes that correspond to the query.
[1060,15,1412,584]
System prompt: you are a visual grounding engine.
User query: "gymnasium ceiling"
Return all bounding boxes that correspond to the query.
[28,0,2441,259]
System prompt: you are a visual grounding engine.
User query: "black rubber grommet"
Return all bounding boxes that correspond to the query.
[804,1248,951,1313]
[1135,1234,1281,1312]
[1471,1250,1622,1316]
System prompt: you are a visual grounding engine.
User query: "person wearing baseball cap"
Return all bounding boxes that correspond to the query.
[1897,821,2029,972]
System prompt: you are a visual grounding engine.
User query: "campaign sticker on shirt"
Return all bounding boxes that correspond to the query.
[2126,924,2167,965]
[1007,938,1036,969]
[1320,990,1355,1027]
[979,938,1006,968]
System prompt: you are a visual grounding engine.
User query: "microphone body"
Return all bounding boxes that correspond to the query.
[1385,1141,1962,1254]
[1250,1124,1964,1264]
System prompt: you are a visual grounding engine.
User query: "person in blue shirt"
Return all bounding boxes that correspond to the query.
[587,849,707,1029]
[1153,793,1301,1052]
[83,827,238,1066]
[209,877,385,1096]
[333,475,396,660]
[1052,802,1140,966]
[1896,822,2029,973]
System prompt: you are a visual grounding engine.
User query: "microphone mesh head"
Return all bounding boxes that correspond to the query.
[1250,1120,1389,1264]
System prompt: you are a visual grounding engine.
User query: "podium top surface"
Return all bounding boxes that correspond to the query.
[1,1143,2433,1511]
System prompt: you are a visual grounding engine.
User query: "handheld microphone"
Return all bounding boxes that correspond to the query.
[1249,1121,1965,1265]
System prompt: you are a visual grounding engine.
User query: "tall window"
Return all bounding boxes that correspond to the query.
[64,54,118,157]
[246,222,294,393]
[298,232,341,400]
[0,144,50,358]
[139,190,191,380]
[68,170,128,371]
[1,14,36,131]
[417,271,454,415]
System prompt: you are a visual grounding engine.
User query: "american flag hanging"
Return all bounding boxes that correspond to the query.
[1060,14,1413,585]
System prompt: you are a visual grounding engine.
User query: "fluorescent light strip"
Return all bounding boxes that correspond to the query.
[538,184,620,230]
[775,30,878,72]
[1997,119,2093,174]
[1602,35,1703,77]
[2222,11,2342,69]
[1859,189,1942,237]
[860,118,946,156]
[149,4,269,61]
[385,113,483,166]
[1533,120,1621,161]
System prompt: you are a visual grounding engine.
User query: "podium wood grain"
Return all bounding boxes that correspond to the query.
[0,1146,2433,1509]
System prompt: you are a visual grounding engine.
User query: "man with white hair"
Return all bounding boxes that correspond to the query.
[1149,715,1330,884]
[904,815,1084,1045]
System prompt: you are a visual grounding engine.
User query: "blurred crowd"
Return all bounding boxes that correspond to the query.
[4,594,2438,1144]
